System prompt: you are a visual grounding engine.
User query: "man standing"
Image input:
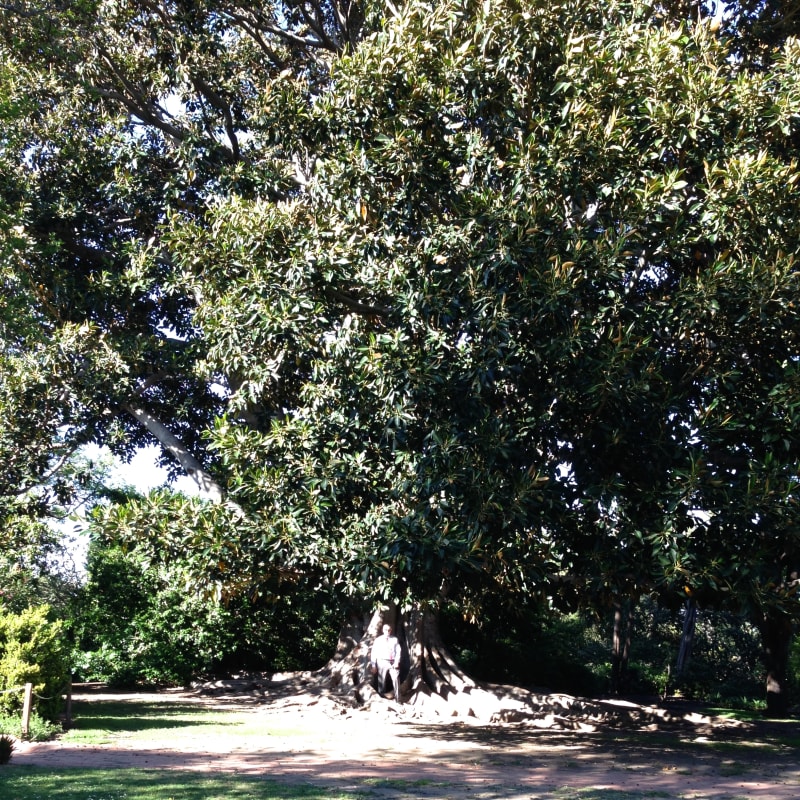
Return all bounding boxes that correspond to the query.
[370,623,401,702]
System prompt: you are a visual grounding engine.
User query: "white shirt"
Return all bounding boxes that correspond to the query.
[371,633,400,664]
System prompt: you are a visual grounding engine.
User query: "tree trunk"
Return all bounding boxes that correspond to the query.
[610,600,633,695]
[314,605,529,719]
[759,611,794,718]
[675,598,697,677]
[299,602,738,729]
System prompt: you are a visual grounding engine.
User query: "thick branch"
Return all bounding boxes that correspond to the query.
[323,287,393,319]
[123,403,224,503]
[191,75,241,160]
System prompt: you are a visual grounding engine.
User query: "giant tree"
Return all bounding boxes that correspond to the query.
[91,0,800,714]
[4,0,800,714]
[0,0,374,502]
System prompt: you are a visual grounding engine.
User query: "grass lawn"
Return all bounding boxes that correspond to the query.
[0,767,364,799]
[0,769,720,800]
[0,696,791,800]
[1,700,367,799]
[57,700,307,746]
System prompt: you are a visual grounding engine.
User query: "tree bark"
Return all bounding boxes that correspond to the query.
[675,598,697,676]
[759,611,794,718]
[123,403,225,502]
[315,605,523,719]
[610,600,633,695]
[303,603,736,729]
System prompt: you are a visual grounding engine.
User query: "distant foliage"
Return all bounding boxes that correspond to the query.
[635,601,764,703]
[71,545,237,686]
[442,598,609,695]
[70,543,340,687]
[444,596,765,704]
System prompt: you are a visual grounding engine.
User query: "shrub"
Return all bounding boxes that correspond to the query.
[70,541,342,687]
[0,604,68,722]
[0,733,14,764]
[0,710,59,742]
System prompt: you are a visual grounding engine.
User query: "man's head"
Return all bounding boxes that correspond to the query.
[382,624,392,636]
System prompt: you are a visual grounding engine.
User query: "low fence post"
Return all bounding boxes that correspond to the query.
[65,680,73,727]
[21,682,33,737]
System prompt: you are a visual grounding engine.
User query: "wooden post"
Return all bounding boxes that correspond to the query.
[21,683,33,737]
[65,680,73,727]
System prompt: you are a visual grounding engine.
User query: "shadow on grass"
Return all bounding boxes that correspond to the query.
[0,767,360,800]
[67,701,240,735]
[389,713,800,783]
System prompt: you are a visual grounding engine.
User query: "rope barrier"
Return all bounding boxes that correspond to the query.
[36,682,71,701]
[1,683,70,699]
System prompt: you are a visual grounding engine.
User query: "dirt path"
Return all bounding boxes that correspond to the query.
[11,688,800,799]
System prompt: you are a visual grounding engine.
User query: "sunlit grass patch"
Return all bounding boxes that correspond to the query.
[0,767,364,800]
[61,700,309,746]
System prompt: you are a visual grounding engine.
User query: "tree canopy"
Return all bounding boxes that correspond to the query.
[2,0,800,709]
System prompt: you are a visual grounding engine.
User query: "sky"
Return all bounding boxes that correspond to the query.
[105,444,200,496]
[56,444,199,573]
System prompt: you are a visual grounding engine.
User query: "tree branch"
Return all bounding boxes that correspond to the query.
[323,286,393,320]
[191,75,241,161]
[123,403,225,503]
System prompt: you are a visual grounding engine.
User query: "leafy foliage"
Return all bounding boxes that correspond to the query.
[0,733,13,763]
[444,596,765,703]
[120,0,800,620]
[70,540,340,686]
[0,605,68,722]
[2,0,800,710]
[0,711,60,743]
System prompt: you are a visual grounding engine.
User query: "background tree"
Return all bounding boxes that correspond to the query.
[70,536,341,686]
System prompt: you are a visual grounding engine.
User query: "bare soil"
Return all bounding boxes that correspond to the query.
[11,680,800,799]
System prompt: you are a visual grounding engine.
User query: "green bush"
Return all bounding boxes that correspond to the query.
[69,544,341,687]
[0,604,68,722]
[0,733,14,763]
[70,547,238,687]
[0,710,60,742]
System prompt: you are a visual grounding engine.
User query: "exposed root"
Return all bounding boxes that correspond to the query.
[190,603,747,735]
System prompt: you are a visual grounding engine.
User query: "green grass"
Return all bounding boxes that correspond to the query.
[548,791,672,799]
[362,776,443,789]
[61,700,309,746]
[2,697,795,800]
[0,767,364,800]
[0,701,371,799]
[0,771,687,800]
